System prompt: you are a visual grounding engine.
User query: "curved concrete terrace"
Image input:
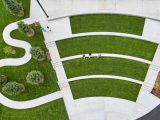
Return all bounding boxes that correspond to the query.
[1,18,33,67]
[61,53,152,64]
[71,97,150,120]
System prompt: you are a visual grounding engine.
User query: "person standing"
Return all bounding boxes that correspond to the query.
[89,53,92,58]
[47,26,52,32]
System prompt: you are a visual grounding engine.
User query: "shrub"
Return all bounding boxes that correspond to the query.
[26,70,44,85]
[0,75,7,84]
[2,82,25,96]
[17,21,35,37]
[3,46,16,55]
[30,47,46,61]
[2,0,24,17]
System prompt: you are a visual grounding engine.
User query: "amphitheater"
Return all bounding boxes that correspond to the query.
[1,0,160,120]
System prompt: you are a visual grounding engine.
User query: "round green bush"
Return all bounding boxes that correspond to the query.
[0,75,7,84]
[3,46,16,55]
[2,82,25,96]
[26,71,44,85]
[17,21,34,37]
[2,0,24,17]
[30,47,46,61]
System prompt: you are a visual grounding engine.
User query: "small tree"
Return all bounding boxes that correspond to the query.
[3,46,16,55]
[30,47,46,61]
[2,0,24,17]
[2,82,25,96]
[0,75,7,84]
[17,21,35,37]
[26,70,44,85]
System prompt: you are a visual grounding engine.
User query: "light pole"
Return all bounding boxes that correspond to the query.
[36,0,49,18]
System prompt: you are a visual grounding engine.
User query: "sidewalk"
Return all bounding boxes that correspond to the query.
[1,18,32,67]
[40,20,76,119]
[131,45,160,119]
[0,91,62,109]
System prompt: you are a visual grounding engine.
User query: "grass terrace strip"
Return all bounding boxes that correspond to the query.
[0,99,69,120]
[57,36,157,61]
[70,78,141,102]
[63,58,149,81]
[70,14,145,35]
[0,0,30,59]
[0,26,59,101]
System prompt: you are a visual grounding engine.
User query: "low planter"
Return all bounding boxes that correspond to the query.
[11,49,16,54]
[18,10,24,17]
[27,29,35,37]
[151,72,160,98]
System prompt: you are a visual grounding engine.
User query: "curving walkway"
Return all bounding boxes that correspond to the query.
[0,18,59,109]
[68,75,143,85]
[0,91,62,109]
[61,53,152,64]
[1,18,33,67]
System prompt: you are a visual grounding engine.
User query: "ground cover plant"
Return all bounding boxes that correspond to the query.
[30,47,46,61]
[26,70,44,85]
[2,82,25,96]
[152,72,160,98]
[17,21,35,37]
[2,0,24,17]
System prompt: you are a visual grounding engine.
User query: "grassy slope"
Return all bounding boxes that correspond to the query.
[64,58,149,81]
[70,78,141,102]
[0,26,59,101]
[0,99,69,120]
[0,0,30,59]
[70,14,145,35]
[57,36,157,60]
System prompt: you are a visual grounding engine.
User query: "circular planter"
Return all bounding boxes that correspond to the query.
[11,50,16,54]
[27,29,35,37]
[18,10,24,17]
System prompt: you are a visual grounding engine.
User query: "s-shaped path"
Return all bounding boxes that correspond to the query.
[0,18,64,109]
[1,18,32,67]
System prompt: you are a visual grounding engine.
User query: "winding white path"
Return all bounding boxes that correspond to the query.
[0,18,64,109]
[61,53,151,64]
[1,18,33,67]
[0,91,62,109]
[68,75,143,85]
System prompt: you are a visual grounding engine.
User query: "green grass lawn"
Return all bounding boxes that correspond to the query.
[0,26,59,101]
[0,99,69,120]
[70,14,145,35]
[63,58,149,81]
[57,36,157,61]
[0,0,30,59]
[70,78,141,101]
